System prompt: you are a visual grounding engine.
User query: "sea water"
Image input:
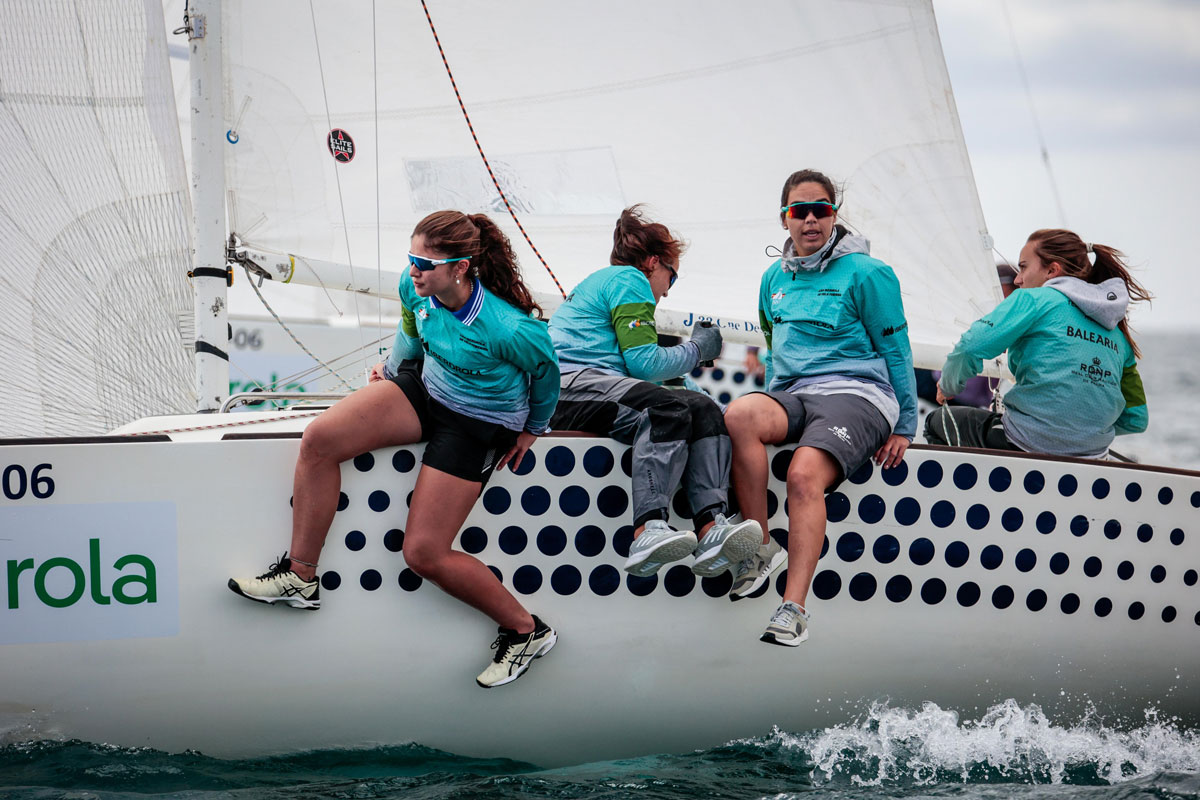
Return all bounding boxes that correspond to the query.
[3,332,1197,799]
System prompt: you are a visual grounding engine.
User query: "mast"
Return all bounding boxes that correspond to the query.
[187,0,229,411]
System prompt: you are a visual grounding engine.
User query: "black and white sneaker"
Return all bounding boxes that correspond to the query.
[227,553,320,610]
[475,615,557,688]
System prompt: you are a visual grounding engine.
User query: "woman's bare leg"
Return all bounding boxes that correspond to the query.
[781,447,840,608]
[724,394,790,545]
[289,381,423,579]
[402,465,535,633]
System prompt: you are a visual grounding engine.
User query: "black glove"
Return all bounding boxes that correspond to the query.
[690,324,723,363]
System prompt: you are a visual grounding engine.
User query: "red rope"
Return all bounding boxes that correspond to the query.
[419,0,567,299]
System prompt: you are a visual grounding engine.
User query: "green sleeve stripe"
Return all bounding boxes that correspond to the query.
[401,305,418,337]
[612,301,659,351]
[758,307,773,350]
[1121,363,1146,407]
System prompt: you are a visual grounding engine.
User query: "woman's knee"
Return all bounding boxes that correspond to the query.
[401,537,447,578]
[298,417,348,462]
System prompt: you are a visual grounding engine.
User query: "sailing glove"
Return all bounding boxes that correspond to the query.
[690,324,723,363]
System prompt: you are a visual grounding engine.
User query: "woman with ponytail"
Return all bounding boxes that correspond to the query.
[548,206,762,581]
[230,210,561,689]
[927,228,1149,457]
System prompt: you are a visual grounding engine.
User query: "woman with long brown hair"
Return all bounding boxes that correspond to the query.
[927,227,1149,456]
[229,210,561,689]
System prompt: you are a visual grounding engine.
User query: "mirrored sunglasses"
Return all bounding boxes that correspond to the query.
[408,252,469,272]
[781,201,838,220]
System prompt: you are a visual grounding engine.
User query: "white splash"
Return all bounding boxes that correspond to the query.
[772,699,1200,787]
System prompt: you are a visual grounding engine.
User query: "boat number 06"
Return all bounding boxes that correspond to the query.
[2,463,55,500]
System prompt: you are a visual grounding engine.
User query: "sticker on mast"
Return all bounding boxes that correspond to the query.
[328,128,355,163]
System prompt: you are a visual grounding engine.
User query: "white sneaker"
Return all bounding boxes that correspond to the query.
[227,553,320,610]
[476,615,557,688]
[623,519,699,577]
[691,514,762,578]
[760,601,809,646]
[729,538,787,601]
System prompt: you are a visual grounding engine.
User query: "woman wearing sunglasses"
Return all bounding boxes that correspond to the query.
[229,210,561,689]
[926,228,1148,456]
[548,206,761,580]
[724,169,917,646]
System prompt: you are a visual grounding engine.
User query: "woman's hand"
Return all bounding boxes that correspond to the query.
[935,383,952,405]
[497,431,538,472]
[368,362,387,383]
[874,434,910,469]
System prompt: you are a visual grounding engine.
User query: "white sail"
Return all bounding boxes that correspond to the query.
[0,0,195,437]
[222,0,999,365]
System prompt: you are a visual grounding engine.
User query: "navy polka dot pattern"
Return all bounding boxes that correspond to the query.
[311,442,1193,634]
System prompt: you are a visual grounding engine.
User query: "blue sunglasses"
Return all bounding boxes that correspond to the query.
[408,252,469,272]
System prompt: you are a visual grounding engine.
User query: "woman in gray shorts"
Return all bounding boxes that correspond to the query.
[724,169,917,646]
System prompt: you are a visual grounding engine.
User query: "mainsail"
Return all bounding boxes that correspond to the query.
[0,0,195,437]
[222,0,1000,365]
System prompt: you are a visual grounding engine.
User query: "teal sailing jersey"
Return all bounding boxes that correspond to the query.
[385,274,560,434]
[549,264,698,382]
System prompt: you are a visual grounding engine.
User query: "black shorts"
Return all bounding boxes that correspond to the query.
[758,390,892,489]
[389,365,519,486]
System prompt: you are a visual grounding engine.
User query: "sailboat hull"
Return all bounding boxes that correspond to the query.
[2,423,1197,765]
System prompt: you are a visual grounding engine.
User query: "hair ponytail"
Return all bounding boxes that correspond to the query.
[1026,228,1151,358]
[412,210,542,317]
[609,205,686,275]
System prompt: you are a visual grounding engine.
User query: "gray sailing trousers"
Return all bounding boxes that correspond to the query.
[550,369,731,530]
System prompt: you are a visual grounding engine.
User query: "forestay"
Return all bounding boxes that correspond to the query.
[0,0,195,437]
[222,0,1000,366]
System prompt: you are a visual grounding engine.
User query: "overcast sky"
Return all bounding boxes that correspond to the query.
[933,0,1199,330]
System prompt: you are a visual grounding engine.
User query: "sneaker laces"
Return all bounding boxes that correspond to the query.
[770,603,804,627]
[254,553,293,581]
[490,631,515,663]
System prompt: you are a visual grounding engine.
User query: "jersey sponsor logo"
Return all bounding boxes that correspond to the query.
[880,322,908,337]
[1079,356,1113,385]
[817,288,841,297]
[421,341,484,376]
[771,291,786,301]
[460,335,488,351]
[1066,325,1118,353]
[801,319,835,330]
[828,426,852,445]
[627,319,651,329]
[417,307,430,320]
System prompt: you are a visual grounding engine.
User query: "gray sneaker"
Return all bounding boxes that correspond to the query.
[729,538,787,601]
[476,615,557,688]
[691,514,763,578]
[227,553,320,610]
[760,601,809,646]
[623,519,699,577]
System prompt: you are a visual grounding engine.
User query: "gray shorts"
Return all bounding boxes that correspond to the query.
[758,390,892,487]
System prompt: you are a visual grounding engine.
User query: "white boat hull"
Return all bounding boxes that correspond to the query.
[2,418,1197,765]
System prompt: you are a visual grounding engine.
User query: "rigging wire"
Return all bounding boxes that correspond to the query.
[373,0,384,364]
[307,0,368,351]
[243,267,356,393]
[418,0,567,299]
[1002,0,1069,227]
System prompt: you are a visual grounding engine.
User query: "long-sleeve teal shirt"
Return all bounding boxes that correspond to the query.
[549,264,699,382]
[940,281,1148,457]
[385,273,560,434]
[759,252,918,438]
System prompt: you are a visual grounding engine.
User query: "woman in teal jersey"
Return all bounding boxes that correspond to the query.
[230,211,561,689]
[549,206,761,581]
[724,169,917,646]
[926,228,1149,457]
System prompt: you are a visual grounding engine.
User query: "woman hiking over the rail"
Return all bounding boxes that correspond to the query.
[724,169,917,646]
[229,210,561,689]
[548,205,762,580]
[926,228,1149,457]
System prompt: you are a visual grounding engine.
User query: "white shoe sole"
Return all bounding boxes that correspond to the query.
[227,579,320,610]
[729,547,788,601]
[623,532,699,576]
[691,521,763,578]
[760,628,809,647]
[477,631,557,688]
